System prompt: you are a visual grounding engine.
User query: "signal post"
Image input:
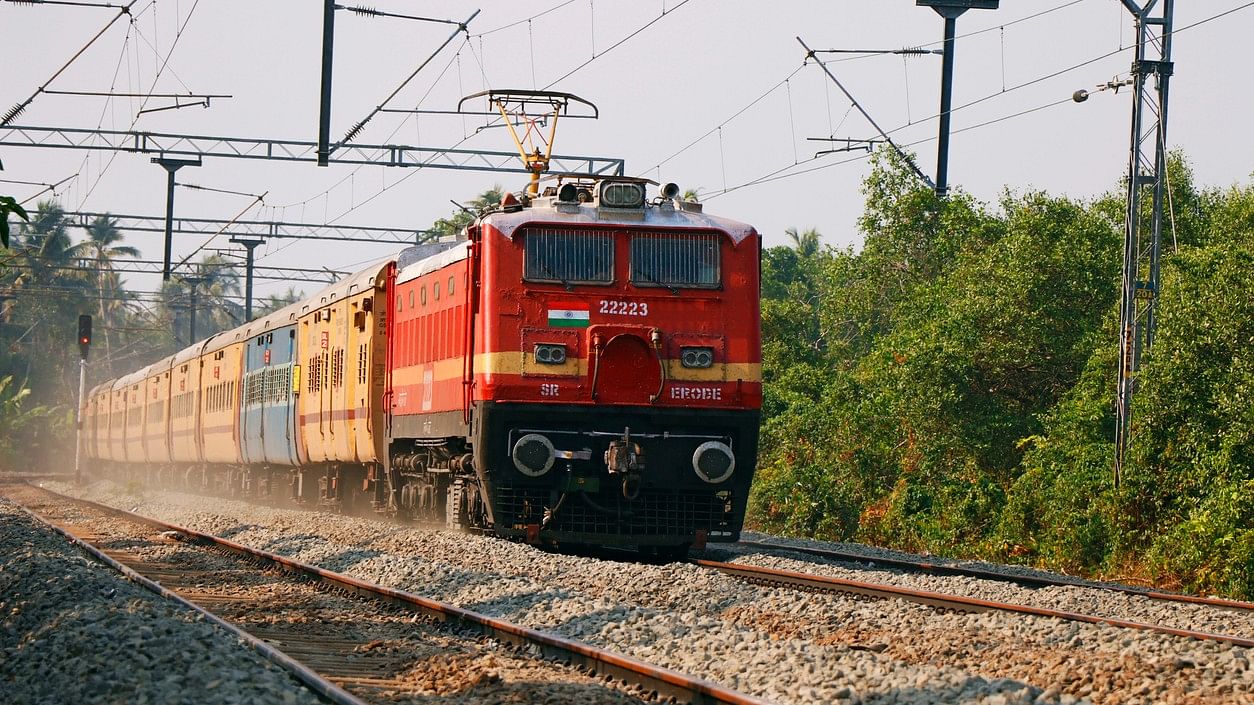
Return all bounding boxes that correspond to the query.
[75,314,91,484]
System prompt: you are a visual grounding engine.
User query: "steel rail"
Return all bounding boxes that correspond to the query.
[694,559,1254,649]
[23,487,776,705]
[737,539,1254,613]
[10,497,370,705]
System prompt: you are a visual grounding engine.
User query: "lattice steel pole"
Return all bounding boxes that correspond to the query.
[1114,0,1174,485]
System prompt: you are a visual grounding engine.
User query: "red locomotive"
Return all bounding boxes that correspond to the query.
[388,176,762,554]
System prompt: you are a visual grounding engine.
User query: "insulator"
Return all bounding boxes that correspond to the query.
[340,119,368,144]
[2,102,28,125]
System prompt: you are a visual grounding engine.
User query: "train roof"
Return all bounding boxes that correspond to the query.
[146,353,176,377]
[481,199,757,245]
[396,241,469,284]
[240,298,303,338]
[172,336,213,366]
[116,366,148,389]
[299,258,394,314]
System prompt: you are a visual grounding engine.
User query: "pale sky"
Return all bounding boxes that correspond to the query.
[3,0,1252,302]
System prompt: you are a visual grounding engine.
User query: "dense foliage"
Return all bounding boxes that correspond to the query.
[749,149,1254,599]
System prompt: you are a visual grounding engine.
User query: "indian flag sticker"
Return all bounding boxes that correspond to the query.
[548,302,590,328]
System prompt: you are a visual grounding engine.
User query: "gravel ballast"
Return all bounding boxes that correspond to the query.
[46,480,1254,705]
[4,484,657,705]
[0,493,327,705]
[721,536,1254,638]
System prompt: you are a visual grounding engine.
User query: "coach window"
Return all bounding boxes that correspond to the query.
[396,295,402,312]
[434,280,441,301]
[408,290,414,309]
[447,276,455,296]
[523,228,614,285]
[420,286,427,306]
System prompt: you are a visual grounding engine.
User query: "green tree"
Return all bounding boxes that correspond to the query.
[81,215,140,374]
[255,286,303,316]
[430,186,505,238]
[784,227,821,258]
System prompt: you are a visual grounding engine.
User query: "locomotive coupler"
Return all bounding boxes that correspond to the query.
[604,427,645,501]
[604,427,646,475]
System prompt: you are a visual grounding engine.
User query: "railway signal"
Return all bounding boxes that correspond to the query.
[75,314,91,485]
[77,314,92,360]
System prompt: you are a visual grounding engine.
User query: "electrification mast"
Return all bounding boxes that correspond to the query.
[1114,0,1174,485]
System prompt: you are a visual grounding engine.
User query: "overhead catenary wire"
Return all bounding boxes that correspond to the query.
[699,1,1254,202]
[471,0,577,37]
[2,0,128,7]
[75,0,203,209]
[338,10,480,145]
[170,191,267,273]
[1,0,140,125]
[311,0,693,237]
[645,0,1099,178]
[798,36,934,189]
[542,0,692,89]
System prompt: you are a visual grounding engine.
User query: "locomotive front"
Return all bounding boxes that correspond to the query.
[470,178,761,553]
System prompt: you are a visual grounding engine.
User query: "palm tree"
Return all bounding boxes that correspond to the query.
[785,226,822,258]
[2,201,92,401]
[431,186,505,238]
[82,215,140,373]
[255,286,303,316]
[160,254,244,343]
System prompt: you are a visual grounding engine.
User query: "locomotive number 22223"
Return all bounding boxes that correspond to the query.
[599,300,648,316]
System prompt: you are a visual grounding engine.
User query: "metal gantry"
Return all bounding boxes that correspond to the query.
[51,210,433,244]
[1114,0,1175,485]
[3,258,348,283]
[0,125,626,175]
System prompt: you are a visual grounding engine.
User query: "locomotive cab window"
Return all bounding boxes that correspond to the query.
[630,232,721,289]
[523,228,614,285]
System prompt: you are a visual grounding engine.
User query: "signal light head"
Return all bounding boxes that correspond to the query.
[77,314,92,359]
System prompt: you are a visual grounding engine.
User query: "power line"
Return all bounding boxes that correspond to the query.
[542,0,693,89]
[0,0,140,125]
[703,1,1252,201]
[471,0,578,37]
[338,10,480,145]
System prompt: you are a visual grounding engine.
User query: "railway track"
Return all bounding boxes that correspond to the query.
[694,557,1254,649]
[8,482,774,705]
[736,538,1254,613]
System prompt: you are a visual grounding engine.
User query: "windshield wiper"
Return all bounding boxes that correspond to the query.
[537,260,574,291]
[633,267,679,295]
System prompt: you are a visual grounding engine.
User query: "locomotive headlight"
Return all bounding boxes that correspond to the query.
[680,346,714,369]
[534,343,567,365]
[512,434,556,477]
[692,441,735,484]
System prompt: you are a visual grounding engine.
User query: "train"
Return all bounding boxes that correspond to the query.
[80,175,762,556]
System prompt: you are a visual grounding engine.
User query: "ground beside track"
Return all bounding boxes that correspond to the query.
[41,479,1254,705]
[4,483,661,705]
[0,493,327,705]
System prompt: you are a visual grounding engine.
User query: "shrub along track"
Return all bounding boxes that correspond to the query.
[5,482,773,705]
